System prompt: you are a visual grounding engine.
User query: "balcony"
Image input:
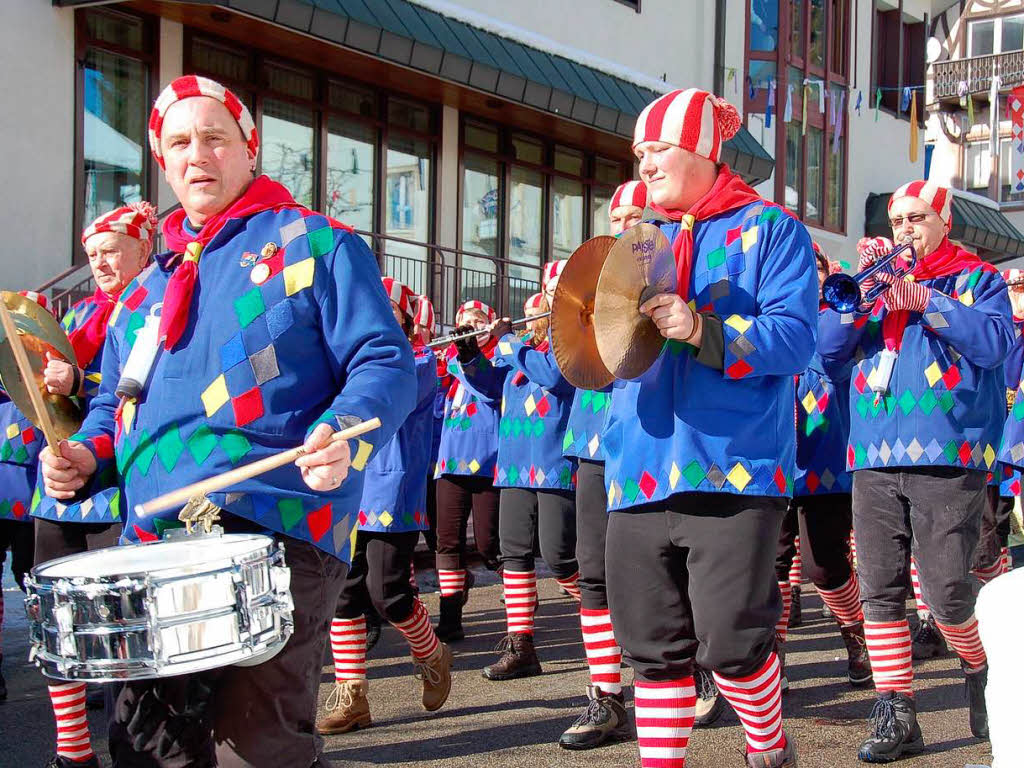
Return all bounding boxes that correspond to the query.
[932,50,1024,104]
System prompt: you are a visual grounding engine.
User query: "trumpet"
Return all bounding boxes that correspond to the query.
[822,240,917,313]
[425,312,551,349]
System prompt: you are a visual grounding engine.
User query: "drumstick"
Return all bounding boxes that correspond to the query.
[0,297,61,452]
[136,417,382,517]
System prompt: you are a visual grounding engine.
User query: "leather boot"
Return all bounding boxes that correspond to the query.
[435,595,465,643]
[365,608,383,654]
[693,667,725,727]
[414,642,453,712]
[911,613,947,660]
[45,757,100,768]
[788,586,803,628]
[558,684,631,749]
[840,623,873,687]
[963,661,989,740]
[482,632,542,681]
[316,679,371,735]
[857,691,924,762]
[746,733,797,767]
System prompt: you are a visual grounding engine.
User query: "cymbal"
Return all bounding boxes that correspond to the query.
[0,291,82,441]
[550,236,617,390]
[593,223,677,380]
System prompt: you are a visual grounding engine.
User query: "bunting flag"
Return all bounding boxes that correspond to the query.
[748,75,756,99]
[909,91,919,164]
[829,88,837,129]
[802,83,809,135]
[990,75,1002,154]
[785,84,794,123]
[766,79,775,127]
[968,93,975,126]
[875,88,882,122]
[901,87,911,113]
[1010,86,1024,193]
[727,67,737,94]
[819,82,826,113]
[856,90,863,115]
[832,90,846,154]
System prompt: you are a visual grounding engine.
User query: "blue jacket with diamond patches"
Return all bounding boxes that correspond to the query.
[358,352,436,533]
[0,396,41,523]
[435,349,507,480]
[69,204,416,562]
[794,352,852,496]
[563,386,613,463]
[602,206,818,510]
[819,256,1013,473]
[999,319,1024,472]
[493,334,576,491]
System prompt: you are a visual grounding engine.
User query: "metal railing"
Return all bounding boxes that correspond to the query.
[932,50,1024,100]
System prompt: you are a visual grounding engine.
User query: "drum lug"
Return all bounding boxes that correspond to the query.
[54,601,77,659]
[232,568,252,635]
[23,592,40,623]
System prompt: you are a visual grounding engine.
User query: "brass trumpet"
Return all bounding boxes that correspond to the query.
[822,240,917,313]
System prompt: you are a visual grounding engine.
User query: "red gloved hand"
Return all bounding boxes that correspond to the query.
[828,260,844,275]
[876,272,931,313]
[856,237,895,270]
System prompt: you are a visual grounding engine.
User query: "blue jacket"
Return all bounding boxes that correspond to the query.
[563,385,613,462]
[435,348,507,480]
[999,320,1024,472]
[358,352,436,533]
[794,352,853,496]
[70,207,416,562]
[60,298,106,399]
[0,397,42,522]
[819,261,1013,473]
[493,335,576,491]
[603,206,818,510]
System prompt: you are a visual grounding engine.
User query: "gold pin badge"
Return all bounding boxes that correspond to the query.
[261,242,278,259]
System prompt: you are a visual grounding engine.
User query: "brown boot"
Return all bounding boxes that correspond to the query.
[317,679,371,734]
[840,622,873,687]
[482,632,542,681]
[414,642,453,711]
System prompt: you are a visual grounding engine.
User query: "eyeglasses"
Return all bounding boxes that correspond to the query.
[889,212,934,228]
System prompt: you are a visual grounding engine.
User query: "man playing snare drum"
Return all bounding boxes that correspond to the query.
[40,75,416,768]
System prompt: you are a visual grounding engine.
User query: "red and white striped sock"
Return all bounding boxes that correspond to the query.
[817,574,864,627]
[775,581,792,642]
[634,678,695,768]
[556,572,582,603]
[849,532,857,568]
[935,615,987,670]
[789,537,803,588]
[393,598,440,660]
[437,568,466,597]
[48,682,94,762]
[503,569,537,635]
[973,559,1004,585]
[1001,546,1012,574]
[910,559,930,616]
[863,620,914,695]
[713,653,786,754]
[580,608,622,695]
[409,560,418,592]
[330,616,367,681]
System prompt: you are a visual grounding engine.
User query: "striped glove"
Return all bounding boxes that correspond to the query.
[876,272,931,313]
[856,237,894,298]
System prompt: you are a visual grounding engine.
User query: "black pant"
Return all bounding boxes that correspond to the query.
[606,492,787,681]
[576,460,610,610]
[973,486,1013,572]
[423,476,438,553]
[434,475,500,572]
[336,531,419,624]
[34,517,120,566]
[109,534,348,768]
[0,519,34,591]
[498,487,577,579]
[774,494,854,590]
[853,467,986,625]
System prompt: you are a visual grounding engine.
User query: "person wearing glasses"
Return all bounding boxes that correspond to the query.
[819,180,1013,762]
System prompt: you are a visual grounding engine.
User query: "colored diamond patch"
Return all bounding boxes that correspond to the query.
[235,288,266,328]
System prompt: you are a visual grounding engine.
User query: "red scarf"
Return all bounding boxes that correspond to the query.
[160,175,303,350]
[68,287,120,368]
[512,337,548,386]
[443,335,498,398]
[881,237,996,351]
[651,165,783,301]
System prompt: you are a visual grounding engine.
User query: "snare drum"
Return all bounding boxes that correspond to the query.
[24,532,293,681]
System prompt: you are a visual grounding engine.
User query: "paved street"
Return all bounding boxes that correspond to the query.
[0,568,995,768]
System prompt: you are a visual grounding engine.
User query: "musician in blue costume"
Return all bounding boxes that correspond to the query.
[482,266,580,683]
[40,75,415,768]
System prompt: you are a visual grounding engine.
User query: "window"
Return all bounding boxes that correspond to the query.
[965,138,1024,204]
[745,0,850,231]
[76,8,157,260]
[969,14,1024,57]
[872,1,925,117]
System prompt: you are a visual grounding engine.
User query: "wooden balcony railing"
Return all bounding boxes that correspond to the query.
[932,50,1024,101]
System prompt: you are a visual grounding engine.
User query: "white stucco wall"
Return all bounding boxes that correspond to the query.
[0,2,75,291]
[156,18,184,215]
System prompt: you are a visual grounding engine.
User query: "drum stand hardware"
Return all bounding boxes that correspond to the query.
[178,496,223,535]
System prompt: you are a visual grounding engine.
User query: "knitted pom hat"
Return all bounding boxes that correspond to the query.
[524,292,546,312]
[542,260,568,292]
[633,88,741,163]
[81,202,158,246]
[455,299,496,326]
[415,295,435,329]
[888,180,953,229]
[382,277,418,319]
[610,180,647,212]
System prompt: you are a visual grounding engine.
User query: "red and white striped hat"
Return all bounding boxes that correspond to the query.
[1003,268,1023,284]
[610,180,647,212]
[542,260,568,291]
[524,292,546,312]
[149,75,259,170]
[415,295,435,329]
[633,88,741,163]
[382,277,418,319]
[888,180,953,228]
[455,299,496,325]
[18,291,49,311]
[81,202,158,246]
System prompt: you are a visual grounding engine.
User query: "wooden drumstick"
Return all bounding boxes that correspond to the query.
[135,417,382,517]
[0,298,61,452]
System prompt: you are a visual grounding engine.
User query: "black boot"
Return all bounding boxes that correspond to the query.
[775,638,789,693]
[857,691,924,762]
[435,595,465,643]
[840,623,874,687]
[45,756,100,768]
[963,661,989,740]
[788,586,803,629]
[0,654,6,702]
[911,613,947,659]
[461,568,476,607]
[365,608,383,654]
[482,632,542,680]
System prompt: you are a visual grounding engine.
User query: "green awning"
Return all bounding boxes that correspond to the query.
[865,191,1024,261]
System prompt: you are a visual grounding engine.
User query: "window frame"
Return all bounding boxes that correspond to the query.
[967,13,1024,57]
[869,0,926,123]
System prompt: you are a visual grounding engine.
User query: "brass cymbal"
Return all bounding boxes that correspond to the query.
[550,235,617,390]
[0,291,82,440]
[593,223,677,381]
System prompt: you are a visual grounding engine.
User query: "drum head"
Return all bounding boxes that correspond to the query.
[35,533,274,579]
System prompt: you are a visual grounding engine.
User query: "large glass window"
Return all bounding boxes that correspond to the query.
[326,116,375,239]
[262,99,315,208]
[384,136,432,294]
[461,153,500,309]
[968,15,1024,57]
[552,177,584,262]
